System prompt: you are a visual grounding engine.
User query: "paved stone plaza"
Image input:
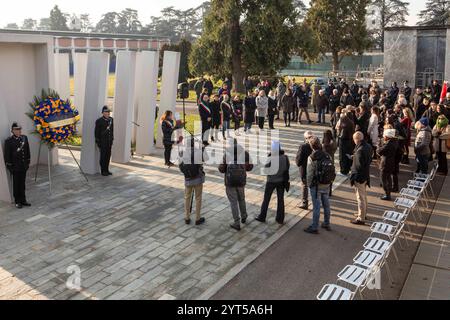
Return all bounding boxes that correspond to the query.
[0,124,347,300]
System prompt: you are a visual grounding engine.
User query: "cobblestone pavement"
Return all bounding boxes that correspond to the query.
[0,123,347,300]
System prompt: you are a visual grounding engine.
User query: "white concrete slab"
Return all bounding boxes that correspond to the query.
[157,51,180,148]
[54,53,70,101]
[112,51,137,164]
[135,51,159,155]
[74,53,88,134]
[80,52,110,175]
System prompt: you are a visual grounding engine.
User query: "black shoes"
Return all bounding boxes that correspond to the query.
[304,226,319,234]
[101,172,109,176]
[321,224,331,231]
[380,195,392,201]
[108,171,113,176]
[195,217,206,226]
[241,217,247,224]
[298,203,308,210]
[15,203,23,209]
[351,219,366,225]
[185,218,191,225]
[230,223,241,231]
[255,215,266,223]
[22,202,31,207]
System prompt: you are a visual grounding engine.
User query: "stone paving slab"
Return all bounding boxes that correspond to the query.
[0,123,343,300]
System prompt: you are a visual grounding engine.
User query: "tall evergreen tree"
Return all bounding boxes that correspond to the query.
[189,0,307,93]
[418,0,450,26]
[368,0,409,51]
[96,12,120,33]
[305,0,371,71]
[117,8,142,34]
[49,5,69,31]
[22,18,38,30]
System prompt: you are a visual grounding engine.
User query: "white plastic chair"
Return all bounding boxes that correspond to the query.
[317,284,355,300]
[336,264,372,299]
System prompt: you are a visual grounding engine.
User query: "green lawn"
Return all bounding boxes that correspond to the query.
[66,113,201,147]
[69,75,198,103]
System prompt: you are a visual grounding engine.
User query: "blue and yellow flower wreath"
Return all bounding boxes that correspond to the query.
[28,89,80,148]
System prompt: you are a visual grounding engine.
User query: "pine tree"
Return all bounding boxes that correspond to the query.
[305,0,371,71]
[369,0,409,51]
[49,5,69,31]
[189,0,308,93]
[418,0,450,26]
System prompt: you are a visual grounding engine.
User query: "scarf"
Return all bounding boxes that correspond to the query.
[200,102,211,114]
[437,116,448,129]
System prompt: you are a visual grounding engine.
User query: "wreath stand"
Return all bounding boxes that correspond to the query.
[34,142,89,194]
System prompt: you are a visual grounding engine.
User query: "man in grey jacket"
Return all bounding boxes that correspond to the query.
[415,117,432,174]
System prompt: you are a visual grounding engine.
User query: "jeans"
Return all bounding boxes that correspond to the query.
[258,117,265,129]
[259,182,285,223]
[309,187,331,230]
[226,186,247,223]
[299,107,311,122]
[283,112,291,126]
[416,154,429,174]
[222,120,231,138]
[318,107,326,123]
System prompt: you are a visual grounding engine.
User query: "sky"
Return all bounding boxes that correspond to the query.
[0,0,426,28]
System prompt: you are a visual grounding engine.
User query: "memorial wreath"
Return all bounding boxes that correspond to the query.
[28,89,80,148]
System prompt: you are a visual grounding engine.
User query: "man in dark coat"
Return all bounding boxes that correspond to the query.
[4,122,31,208]
[400,81,412,103]
[95,106,114,176]
[316,89,329,124]
[194,77,205,102]
[356,106,371,139]
[377,128,398,201]
[340,89,354,108]
[337,112,355,175]
[329,89,340,115]
[203,77,214,97]
[295,131,314,209]
[350,131,372,224]
[431,80,442,104]
[198,94,212,146]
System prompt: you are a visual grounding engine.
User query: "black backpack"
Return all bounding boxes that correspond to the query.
[179,150,201,179]
[315,153,336,185]
[226,163,246,187]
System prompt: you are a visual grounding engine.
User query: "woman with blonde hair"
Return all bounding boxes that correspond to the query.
[160,110,183,167]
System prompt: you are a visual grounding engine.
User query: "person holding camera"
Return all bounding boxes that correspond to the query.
[4,122,31,209]
[179,137,206,225]
[219,139,253,231]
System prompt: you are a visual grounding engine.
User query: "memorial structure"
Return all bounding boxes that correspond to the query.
[0,32,56,202]
[384,25,450,88]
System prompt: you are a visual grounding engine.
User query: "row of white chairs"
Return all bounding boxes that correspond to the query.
[317,162,438,300]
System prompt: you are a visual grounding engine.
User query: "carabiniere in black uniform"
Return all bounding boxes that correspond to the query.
[4,122,31,208]
[95,106,114,176]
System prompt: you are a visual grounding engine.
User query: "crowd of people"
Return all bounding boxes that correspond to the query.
[172,76,450,232]
[4,75,449,236]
